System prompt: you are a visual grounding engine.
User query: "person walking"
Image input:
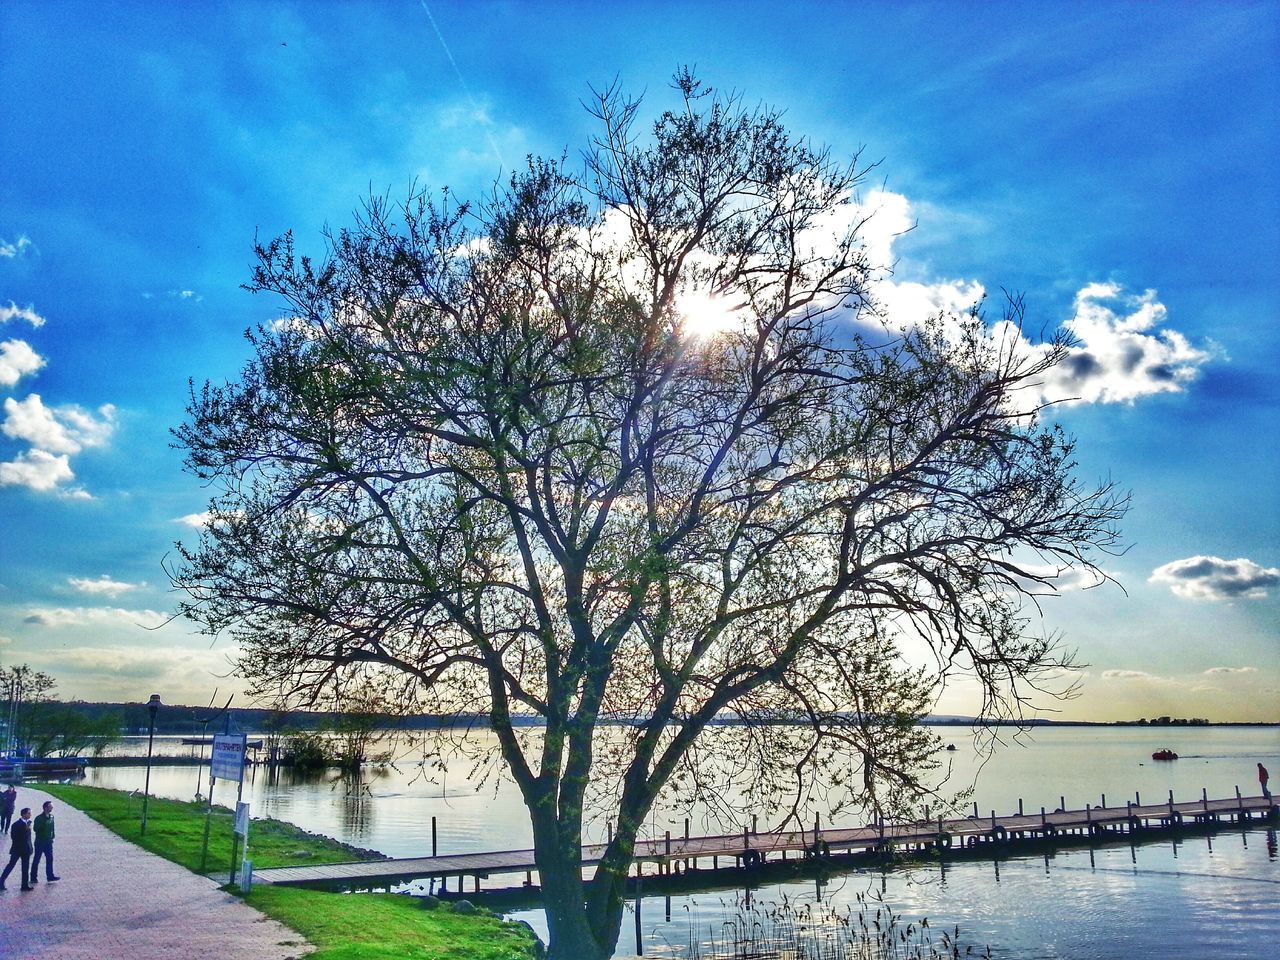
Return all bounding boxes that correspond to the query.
[30,799,59,884]
[0,784,15,831]
[1260,762,1271,800]
[0,806,33,891]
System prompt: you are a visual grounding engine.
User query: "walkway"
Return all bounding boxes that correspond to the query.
[0,785,311,960]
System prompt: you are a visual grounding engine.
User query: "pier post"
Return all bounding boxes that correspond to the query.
[1236,785,1244,820]
[1101,794,1106,809]
[634,862,643,957]
[665,831,671,876]
[1168,790,1175,816]
[752,814,758,836]
[1135,791,1141,806]
[973,802,979,819]
[1059,796,1065,812]
[431,816,437,858]
[1018,798,1023,816]
[1040,806,1046,830]
[1202,787,1208,814]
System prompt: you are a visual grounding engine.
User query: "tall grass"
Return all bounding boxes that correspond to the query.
[680,892,991,960]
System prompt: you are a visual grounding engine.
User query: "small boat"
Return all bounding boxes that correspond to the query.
[945,744,957,751]
[1151,749,1178,761]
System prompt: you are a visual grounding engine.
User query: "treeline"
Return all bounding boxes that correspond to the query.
[57,701,532,736]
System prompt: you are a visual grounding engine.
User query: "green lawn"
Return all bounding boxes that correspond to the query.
[39,782,376,872]
[38,782,542,960]
[246,885,543,960]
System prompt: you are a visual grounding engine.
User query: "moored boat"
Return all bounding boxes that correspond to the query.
[1151,748,1178,761]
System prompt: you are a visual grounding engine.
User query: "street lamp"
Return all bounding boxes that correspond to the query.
[140,694,162,836]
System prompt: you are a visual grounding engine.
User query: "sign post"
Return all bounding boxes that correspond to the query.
[202,732,247,882]
[235,800,252,891]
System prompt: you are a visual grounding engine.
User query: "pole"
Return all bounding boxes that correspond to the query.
[633,861,643,957]
[140,694,161,836]
[199,773,216,871]
[230,738,247,885]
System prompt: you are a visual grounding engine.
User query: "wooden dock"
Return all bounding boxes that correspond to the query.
[252,790,1278,891]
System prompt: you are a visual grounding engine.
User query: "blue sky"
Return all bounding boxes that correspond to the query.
[1,1,1276,720]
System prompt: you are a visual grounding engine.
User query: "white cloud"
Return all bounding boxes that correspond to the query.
[1,394,116,454]
[0,448,74,491]
[0,339,45,387]
[1042,284,1213,404]
[1203,666,1257,675]
[0,236,33,258]
[142,288,204,303]
[174,511,212,529]
[1102,669,1156,680]
[820,193,1212,406]
[0,302,46,327]
[22,606,168,629]
[1149,555,1280,601]
[68,575,144,597]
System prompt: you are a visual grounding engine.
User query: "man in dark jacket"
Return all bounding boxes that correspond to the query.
[0,784,16,832]
[0,806,33,891]
[30,799,59,883]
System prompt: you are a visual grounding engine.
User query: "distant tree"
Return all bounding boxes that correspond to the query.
[23,703,121,759]
[173,73,1126,960]
[326,680,394,771]
[1,663,57,754]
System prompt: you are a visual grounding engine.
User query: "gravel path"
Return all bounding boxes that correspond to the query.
[0,785,312,959]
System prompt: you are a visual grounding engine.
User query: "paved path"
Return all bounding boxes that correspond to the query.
[0,785,311,959]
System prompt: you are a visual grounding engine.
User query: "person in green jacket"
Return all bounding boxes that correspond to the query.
[30,800,59,883]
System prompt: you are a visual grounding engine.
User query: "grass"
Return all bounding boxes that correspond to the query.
[38,781,377,873]
[245,885,543,960]
[37,782,542,960]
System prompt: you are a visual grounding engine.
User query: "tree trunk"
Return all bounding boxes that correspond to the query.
[530,805,617,960]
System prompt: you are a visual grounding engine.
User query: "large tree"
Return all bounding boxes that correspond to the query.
[173,74,1124,960]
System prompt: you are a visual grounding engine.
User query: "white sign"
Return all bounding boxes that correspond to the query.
[211,733,247,782]
[234,800,250,836]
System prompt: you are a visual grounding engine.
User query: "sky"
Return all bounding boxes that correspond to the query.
[1,1,1276,721]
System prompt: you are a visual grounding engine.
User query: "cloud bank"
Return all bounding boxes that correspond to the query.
[1149,555,1280,601]
[0,292,118,496]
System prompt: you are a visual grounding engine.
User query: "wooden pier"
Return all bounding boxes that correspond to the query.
[252,790,1278,891]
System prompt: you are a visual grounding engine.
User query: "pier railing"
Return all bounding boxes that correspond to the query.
[252,789,1278,891]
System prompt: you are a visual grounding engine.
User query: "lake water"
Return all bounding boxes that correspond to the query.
[82,724,1279,958]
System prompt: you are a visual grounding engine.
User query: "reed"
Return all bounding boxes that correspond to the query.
[678,892,991,960]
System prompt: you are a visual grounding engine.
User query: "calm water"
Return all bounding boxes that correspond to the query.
[82,725,1279,958]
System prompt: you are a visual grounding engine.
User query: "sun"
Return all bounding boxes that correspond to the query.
[677,289,741,339]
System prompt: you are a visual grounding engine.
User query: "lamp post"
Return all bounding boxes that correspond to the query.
[140,694,161,836]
